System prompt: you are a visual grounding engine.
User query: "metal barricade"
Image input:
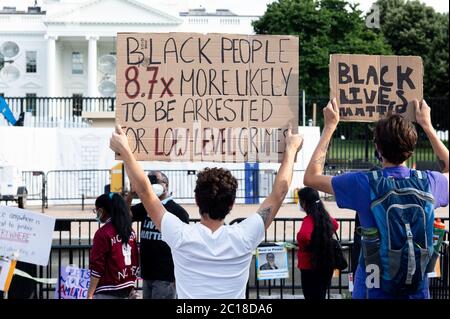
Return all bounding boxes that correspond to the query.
[21,170,45,212]
[45,169,110,209]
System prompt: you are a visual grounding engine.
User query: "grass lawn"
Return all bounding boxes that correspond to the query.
[327,139,437,167]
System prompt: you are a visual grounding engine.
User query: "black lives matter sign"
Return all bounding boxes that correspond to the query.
[116,33,299,162]
[330,54,423,122]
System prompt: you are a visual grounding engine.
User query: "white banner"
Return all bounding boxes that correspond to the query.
[0,206,55,265]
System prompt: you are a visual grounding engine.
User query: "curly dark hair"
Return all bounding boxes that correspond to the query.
[374,114,417,165]
[194,167,238,220]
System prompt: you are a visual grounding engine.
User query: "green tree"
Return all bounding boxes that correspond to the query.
[253,0,392,97]
[375,0,449,98]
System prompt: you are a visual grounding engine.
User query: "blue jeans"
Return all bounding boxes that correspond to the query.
[142,280,176,299]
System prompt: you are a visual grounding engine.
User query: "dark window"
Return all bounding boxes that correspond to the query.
[73,93,83,117]
[25,93,37,116]
[26,51,37,73]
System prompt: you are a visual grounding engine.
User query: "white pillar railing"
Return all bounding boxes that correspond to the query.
[45,35,57,97]
[87,36,99,97]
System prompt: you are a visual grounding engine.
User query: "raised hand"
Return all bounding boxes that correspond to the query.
[323,98,340,130]
[414,99,433,131]
[110,124,131,156]
[285,123,304,153]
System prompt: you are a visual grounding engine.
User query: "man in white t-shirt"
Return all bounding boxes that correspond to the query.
[110,125,303,299]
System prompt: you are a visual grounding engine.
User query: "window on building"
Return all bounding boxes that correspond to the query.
[73,93,83,117]
[25,93,37,116]
[72,52,84,75]
[26,51,37,73]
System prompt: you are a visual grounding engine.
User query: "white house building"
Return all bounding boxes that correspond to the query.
[0,0,260,99]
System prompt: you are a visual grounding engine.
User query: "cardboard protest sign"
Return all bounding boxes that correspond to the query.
[256,245,289,280]
[330,54,423,122]
[55,265,90,299]
[0,206,55,266]
[116,33,299,162]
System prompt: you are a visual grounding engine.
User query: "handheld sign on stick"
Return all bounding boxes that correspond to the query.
[330,54,423,122]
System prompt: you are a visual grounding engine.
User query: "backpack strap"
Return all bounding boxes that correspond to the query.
[409,169,432,194]
[368,169,383,183]
[367,170,384,202]
[410,169,425,180]
[405,223,417,285]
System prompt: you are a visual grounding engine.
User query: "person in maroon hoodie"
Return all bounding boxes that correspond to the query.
[87,193,139,299]
[296,187,339,300]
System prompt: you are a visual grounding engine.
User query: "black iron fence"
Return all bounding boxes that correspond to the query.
[301,95,448,169]
[300,96,449,132]
[11,217,448,300]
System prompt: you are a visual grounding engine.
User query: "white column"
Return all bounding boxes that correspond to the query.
[46,35,57,97]
[87,36,99,97]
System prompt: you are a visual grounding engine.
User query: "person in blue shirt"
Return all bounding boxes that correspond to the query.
[304,98,449,299]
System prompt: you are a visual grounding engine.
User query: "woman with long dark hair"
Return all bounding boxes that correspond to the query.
[87,193,139,299]
[296,187,339,299]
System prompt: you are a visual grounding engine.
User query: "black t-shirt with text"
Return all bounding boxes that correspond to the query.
[131,199,189,282]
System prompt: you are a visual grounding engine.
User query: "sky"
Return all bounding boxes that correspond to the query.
[1,0,448,15]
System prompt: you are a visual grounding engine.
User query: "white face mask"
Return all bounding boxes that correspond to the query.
[152,184,164,197]
[96,209,105,224]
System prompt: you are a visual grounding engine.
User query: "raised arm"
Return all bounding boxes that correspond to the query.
[257,126,303,229]
[109,125,166,230]
[303,98,340,194]
[415,99,449,177]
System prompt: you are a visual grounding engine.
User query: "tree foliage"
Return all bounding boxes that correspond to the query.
[252,0,392,97]
[375,0,449,97]
[253,0,448,99]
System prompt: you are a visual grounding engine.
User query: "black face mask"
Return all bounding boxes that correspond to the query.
[374,150,383,162]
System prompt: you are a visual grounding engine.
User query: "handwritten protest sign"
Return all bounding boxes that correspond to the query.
[116,33,299,162]
[55,264,90,299]
[330,54,423,122]
[256,245,289,280]
[0,206,55,266]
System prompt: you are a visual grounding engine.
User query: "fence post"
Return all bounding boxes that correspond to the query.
[44,172,49,209]
[313,103,317,126]
[20,97,24,113]
[302,90,306,126]
[41,172,45,212]
[364,123,369,162]
[35,171,46,213]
